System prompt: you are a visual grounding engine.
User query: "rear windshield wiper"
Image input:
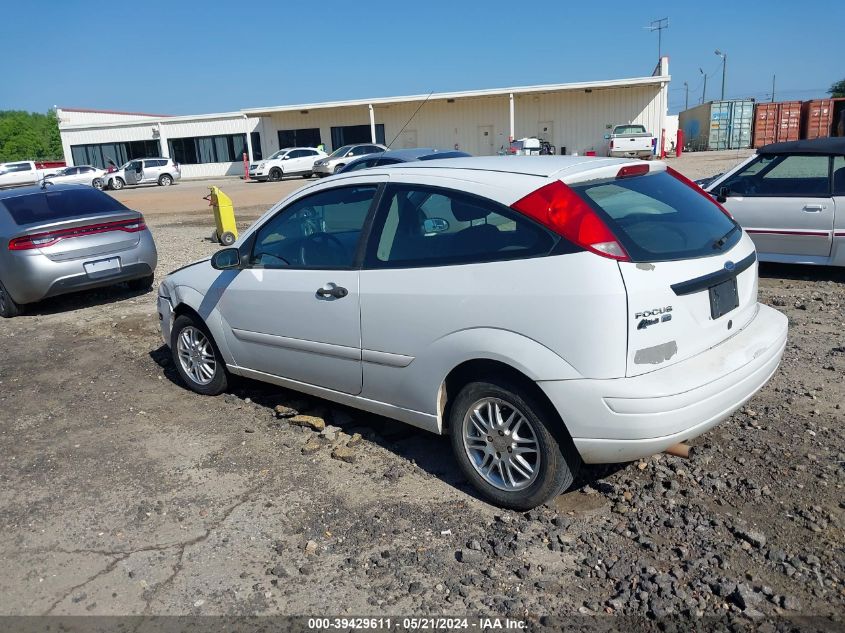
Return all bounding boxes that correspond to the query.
[712,224,739,250]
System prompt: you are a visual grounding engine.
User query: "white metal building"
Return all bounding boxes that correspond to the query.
[58,59,670,179]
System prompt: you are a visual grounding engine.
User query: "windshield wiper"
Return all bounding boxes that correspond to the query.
[712,224,739,250]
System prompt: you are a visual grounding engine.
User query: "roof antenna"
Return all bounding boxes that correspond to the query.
[386,91,434,150]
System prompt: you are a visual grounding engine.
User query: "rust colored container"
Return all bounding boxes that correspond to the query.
[753,101,802,147]
[802,98,845,139]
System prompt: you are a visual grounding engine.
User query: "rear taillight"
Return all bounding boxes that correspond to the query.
[666,166,734,219]
[511,181,629,261]
[9,216,147,251]
[616,164,649,179]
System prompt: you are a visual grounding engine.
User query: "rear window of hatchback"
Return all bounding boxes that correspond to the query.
[570,171,740,261]
[1,188,129,226]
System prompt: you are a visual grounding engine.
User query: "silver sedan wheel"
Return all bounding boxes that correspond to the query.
[176,326,216,386]
[462,397,540,491]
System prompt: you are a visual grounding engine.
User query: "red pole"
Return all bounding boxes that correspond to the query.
[243,152,249,181]
[676,129,684,157]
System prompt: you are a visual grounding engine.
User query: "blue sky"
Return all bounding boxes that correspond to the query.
[2,1,842,115]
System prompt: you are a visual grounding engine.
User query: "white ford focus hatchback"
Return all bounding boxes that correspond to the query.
[157,156,788,509]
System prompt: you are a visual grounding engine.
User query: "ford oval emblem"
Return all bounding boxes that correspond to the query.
[724,260,735,271]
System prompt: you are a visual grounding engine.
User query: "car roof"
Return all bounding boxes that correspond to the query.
[375,155,644,178]
[0,183,89,200]
[758,137,845,156]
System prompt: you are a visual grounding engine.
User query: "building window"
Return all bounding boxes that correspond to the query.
[70,140,161,169]
[251,132,263,160]
[330,124,385,151]
[167,134,248,164]
[277,128,322,149]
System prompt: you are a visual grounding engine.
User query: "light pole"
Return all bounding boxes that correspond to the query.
[715,49,727,100]
[699,68,707,104]
[683,82,689,110]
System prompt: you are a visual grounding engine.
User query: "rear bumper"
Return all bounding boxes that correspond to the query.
[2,231,158,304]
[538,303,788,463]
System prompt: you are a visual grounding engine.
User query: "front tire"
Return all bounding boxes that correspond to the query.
[111,177,125,190]
[171,314,228,395]
[268,168,282,182]
[449,379,579,510]
[0,279,23,318]
[158,174,173,186]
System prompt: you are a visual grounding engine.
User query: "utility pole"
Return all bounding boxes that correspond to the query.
[699,68,707,104]
[715,50,727,100]
[771,74,776,102]
[646,18,669,61]
[683,82,689,110]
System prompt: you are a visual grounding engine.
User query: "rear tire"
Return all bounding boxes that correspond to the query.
[449,379,580,510]
[126,273,154,292]
[268,168,282,182]
[158,174,173,186]
[0,279,23,318]
[220,231,236,246]
[111,177,125,190]
[303,172,313,179]
[92,178,104,190]
[171,314,228,396]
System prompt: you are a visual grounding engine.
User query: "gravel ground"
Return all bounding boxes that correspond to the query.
[0,153,842,631]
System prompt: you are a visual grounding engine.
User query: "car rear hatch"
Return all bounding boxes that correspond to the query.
[563,164,757,377]
[4,187,146,262]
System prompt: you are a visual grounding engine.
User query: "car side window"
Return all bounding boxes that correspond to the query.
[250,185,378,269]
[366,184,556,268]
[833,156,845,196]
[721,154,830,197]
[288,150,305,159]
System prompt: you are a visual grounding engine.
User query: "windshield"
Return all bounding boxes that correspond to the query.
[268,149,290,160]
[328,145,353,159]
[570,171,739,262]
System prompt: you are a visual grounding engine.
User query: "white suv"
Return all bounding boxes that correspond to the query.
[157,156,788,509]
[249,147,327,182]
[104,158,181,190]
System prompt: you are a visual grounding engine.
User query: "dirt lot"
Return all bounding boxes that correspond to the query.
[1,153,843,629]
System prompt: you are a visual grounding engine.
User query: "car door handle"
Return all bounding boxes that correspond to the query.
[803,204,826,212]
[316,283,348,299]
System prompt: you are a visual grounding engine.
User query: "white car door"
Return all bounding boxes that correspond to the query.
[714,153,834,259]
[215,179,382,395]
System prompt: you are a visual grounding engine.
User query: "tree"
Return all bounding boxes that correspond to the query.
[0,109,64,162]
[829,78,845,98]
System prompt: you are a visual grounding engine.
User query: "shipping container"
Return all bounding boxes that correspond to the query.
[801,98,845,139]
[753,101,802,147]
[679,99,754,151]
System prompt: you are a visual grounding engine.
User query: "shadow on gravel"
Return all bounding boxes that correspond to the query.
[759,262,845,283]
[21,283,155,317]
[149,342,630,509]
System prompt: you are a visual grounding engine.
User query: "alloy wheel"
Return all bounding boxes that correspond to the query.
[462,397,540,491]
[176,326,217,386]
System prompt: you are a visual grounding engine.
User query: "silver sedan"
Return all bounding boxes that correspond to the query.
[0,184,157,317]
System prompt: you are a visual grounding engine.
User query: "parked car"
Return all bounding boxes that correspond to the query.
[103,158,181,190]
[0,184,157,317]
[337,147,471,174]
[157,156,787,509]
[0,160,65,189]
[313,143,387,176]
[605,124,656,159]
[248,147,328,182]
[43,165,107,190]
[705,138,845,266]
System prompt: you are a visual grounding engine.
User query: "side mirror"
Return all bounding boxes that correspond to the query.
[717,186,729,203]
[211,248,241,270]
[603,134,611,140]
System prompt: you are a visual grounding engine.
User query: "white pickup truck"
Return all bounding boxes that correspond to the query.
[605,124,655,159]
[0,160,66,189]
